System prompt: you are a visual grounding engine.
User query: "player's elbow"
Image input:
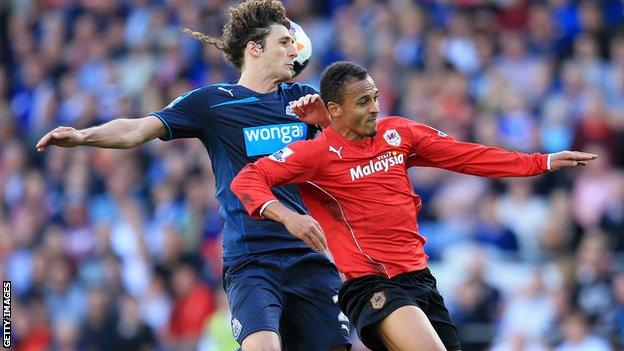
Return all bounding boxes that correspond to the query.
[230,173,243,197]
[230,175,258,216]
[126,116,166,148]
[230,184,241,202]
[230,166,252,197]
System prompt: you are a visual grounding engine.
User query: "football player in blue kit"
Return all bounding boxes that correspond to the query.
[36,1,350,350]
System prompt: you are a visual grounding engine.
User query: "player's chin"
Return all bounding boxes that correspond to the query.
[283,67,295,79]
[366,118,377,129]
[279,71,294,82]
[367,126,377,137]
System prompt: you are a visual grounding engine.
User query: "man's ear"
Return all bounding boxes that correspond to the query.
[326,101,342,120]
[246,41,263,58]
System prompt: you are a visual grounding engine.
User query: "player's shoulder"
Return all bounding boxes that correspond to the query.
[379,116,450,141]
[377,116,421,130]
[182,85,213,96]
[164,85,211,109]
[279,82,318,96]
[282,129,326,156]
[296,130,328,149]
[376,116,437,143]
[204,83,266,108]
[206,83,240,95]
[268,134,325,164]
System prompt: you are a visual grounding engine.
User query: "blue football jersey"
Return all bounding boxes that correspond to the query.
[150,82,320,257]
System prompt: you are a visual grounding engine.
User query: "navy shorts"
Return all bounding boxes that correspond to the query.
[223,249,351,350]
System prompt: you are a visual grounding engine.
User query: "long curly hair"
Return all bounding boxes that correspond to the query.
[182,0,290,70]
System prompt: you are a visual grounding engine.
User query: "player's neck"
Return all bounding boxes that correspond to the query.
[237,70,280,94]
[333,124,365,142]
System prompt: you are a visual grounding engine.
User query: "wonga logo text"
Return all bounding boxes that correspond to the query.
[243,123,307,156]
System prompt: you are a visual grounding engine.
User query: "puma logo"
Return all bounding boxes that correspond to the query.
[218,87,234,97]
[329,145,343,159]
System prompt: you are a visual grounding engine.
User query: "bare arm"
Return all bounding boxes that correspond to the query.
[36,116,167,151]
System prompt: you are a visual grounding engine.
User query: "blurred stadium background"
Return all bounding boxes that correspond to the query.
[1,0,623,350]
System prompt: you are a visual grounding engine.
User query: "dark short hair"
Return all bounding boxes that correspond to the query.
[183,0,290,70]
[320,61,369,105]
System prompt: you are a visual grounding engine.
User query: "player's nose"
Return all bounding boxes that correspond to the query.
[287,43,298,59]
[370,101,380,114]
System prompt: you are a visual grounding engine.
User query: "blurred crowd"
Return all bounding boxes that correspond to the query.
[0,0,623,350]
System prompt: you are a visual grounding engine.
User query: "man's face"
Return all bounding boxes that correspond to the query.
[334,76,380,139]
[258,24,298,81]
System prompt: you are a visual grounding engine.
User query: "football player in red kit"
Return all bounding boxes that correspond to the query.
[231,61,596,351]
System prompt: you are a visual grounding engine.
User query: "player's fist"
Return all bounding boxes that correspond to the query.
[292,94,331,128]
[36,126,86,151]
[549,150,597,171]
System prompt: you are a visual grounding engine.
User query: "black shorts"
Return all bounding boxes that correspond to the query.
[338,268,461,351]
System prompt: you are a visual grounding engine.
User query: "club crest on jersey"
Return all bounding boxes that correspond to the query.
[370,291,386,310]
[285,101,298,117]
[268,146,294,162]
[383,129,401,146]
[231,318,242,339]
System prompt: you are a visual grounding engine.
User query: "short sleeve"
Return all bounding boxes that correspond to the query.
[149,87,207,140]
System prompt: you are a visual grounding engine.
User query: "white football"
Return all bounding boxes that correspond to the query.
[290,20,312,77]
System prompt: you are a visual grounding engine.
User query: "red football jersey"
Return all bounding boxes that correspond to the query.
[231,117,548,280]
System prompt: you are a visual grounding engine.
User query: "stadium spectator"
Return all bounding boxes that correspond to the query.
[555,310,612,351]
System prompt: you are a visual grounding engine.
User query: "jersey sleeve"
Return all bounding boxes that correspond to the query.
[231,139,324,219]
[148,87,207,140]
[402,119,548,177]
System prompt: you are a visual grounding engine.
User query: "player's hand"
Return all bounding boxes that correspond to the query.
[549,150,598,171]
[282,212,328,252]
[36,126,85,151]
[292,94,331,128]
